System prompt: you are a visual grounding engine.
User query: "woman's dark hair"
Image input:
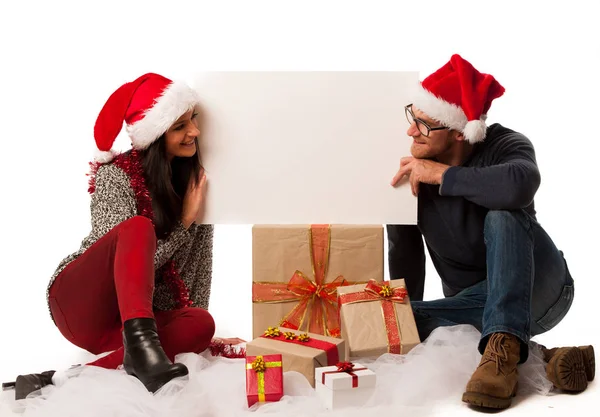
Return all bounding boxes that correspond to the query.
[141,135,202,239]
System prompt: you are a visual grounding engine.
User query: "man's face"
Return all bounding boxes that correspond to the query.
[405,105,456,159]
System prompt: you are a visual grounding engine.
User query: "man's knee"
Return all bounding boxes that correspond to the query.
[485,210,518,227]
[484,210,530,237]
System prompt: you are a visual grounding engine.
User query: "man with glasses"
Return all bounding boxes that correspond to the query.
[387,54,594,409]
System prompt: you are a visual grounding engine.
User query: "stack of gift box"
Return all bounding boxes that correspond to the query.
[244,224,421,409]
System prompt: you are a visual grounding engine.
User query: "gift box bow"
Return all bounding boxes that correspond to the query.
[338,279,409,354]
[262,327,340,365]
[321,362,368,388]
[341,279,408,303]
[253,225,352,337]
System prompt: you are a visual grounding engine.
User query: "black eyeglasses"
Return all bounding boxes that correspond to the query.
[405,104,448,137]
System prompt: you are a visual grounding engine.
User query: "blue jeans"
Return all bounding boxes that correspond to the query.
[411,210,574,362]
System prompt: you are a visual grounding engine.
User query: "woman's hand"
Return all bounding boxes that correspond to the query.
[212,337,246,345]
[182,169,207,229]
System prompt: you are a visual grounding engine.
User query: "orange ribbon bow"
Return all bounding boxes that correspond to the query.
[338,279,408,354]
[252,225,349,337]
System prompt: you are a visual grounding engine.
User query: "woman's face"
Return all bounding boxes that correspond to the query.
[164,109,200,160]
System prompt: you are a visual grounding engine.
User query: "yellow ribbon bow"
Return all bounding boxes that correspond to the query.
[264,327,281,337]
[252,356,266,373]
[297,333,310,342]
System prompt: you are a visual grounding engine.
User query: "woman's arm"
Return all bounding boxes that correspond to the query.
[89,164,137,236]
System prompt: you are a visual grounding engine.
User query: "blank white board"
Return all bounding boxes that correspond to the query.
[194,72,418,224]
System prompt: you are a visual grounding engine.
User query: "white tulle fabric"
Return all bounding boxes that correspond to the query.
[2,326,553,417]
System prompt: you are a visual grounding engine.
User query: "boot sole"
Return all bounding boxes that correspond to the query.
[547,347,588,392]
[125,365,189,393]
[580,345,595,382]
[144,371,189,393]
[462,391,514,410]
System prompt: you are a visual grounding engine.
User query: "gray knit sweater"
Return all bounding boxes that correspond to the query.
[47,162,213,320]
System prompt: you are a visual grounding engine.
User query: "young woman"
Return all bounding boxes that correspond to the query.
[4,73,242,399]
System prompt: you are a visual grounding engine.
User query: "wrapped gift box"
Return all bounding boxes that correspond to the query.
[252,224,383,339]
[245,354,284,407]
[246,326,348,387]
[315,362,376,410]
[337,279,420,357]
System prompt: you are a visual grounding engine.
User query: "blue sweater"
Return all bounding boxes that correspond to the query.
[387,123,541,300]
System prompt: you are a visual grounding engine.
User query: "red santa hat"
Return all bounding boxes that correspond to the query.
[412,54,505,144]
[93,73,200,163]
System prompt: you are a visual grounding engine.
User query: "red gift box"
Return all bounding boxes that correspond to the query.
[245,354,284,407]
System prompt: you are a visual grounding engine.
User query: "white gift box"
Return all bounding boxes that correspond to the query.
[314,363,376,410]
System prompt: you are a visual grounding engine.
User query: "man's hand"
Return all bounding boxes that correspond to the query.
[391,157,450,196]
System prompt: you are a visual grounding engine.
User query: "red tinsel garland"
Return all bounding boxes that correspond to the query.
[87,150,193,309]
[160,260,194,308]
[87,161,101,194]
[208,340,247,359]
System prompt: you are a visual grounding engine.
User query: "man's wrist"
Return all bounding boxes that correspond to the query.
[437,166,449,184]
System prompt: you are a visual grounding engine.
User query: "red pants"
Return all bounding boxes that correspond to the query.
[48,216,215,369]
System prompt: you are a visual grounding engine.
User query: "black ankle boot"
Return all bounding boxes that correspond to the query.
[122,318,188,393]
[2,370,55,400]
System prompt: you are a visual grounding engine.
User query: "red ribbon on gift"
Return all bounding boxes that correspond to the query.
[252,225,350,337]
[321,361,368,388]
[338,279,408,354]
[261,328,340,365]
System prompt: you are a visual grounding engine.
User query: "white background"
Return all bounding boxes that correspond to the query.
[0,1,598,416]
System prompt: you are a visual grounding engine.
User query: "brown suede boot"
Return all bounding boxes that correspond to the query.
[540,345,594,392]
[462,333,521,409]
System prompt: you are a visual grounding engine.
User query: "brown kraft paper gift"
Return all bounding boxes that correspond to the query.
[246,327,348,387]
[251,224,384,339]
[337,279,420,358]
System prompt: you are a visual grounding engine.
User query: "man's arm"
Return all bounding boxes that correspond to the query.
[440,134,541,209]
[386,224,426,301]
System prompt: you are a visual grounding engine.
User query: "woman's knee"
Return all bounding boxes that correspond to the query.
[181,308,216,349]
[116,216,156,246]
[156,308,216,357]
[119,216,154,235]
[195,308,216,339]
